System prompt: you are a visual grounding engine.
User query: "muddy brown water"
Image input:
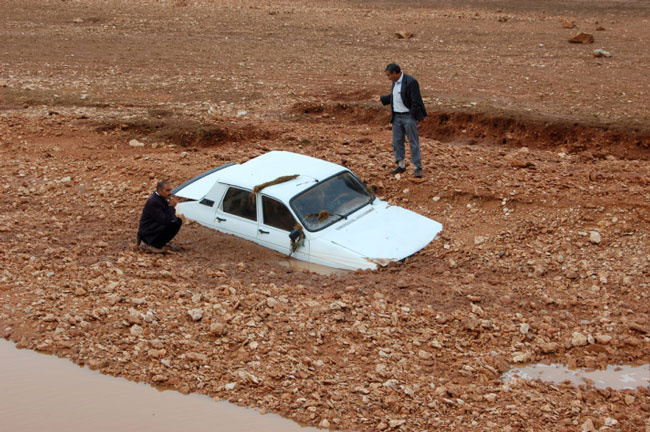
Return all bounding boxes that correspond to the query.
[0,340,321,432]
[503,363,650,390]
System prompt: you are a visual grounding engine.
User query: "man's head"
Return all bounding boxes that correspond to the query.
[385,63,402,82]
[156,180,173,199]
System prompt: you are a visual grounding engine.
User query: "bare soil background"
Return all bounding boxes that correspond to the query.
[1,0,649,430]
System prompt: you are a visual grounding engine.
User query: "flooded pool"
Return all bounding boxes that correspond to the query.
[502,363,650,390]
[0,339,321,432]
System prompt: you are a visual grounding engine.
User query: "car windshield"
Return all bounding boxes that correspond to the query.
[291,171,373,231]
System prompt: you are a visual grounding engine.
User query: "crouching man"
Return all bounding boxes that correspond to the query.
[137,180,182,253]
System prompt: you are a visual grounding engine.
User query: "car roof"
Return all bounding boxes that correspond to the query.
[218,151,348,202]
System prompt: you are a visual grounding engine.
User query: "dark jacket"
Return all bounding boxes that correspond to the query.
[137,192,178,245]
[380,73,428,123]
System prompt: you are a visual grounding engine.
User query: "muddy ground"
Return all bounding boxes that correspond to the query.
[1,0,650,430]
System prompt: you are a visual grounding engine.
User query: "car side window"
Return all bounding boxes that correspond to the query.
[262,196,296,231]
[222,187,257,221]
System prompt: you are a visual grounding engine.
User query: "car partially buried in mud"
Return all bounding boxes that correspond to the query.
[172,151,442,270]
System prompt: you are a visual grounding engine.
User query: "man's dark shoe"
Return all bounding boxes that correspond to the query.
[391,166,406,174]
[414,168,423,178]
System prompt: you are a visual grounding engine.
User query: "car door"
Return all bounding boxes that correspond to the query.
[214,186,259,242]
[257,194,309,260]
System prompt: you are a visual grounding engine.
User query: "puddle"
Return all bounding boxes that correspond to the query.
[0,339,321,432]
[502,363,650,390]
[278,258,349,276]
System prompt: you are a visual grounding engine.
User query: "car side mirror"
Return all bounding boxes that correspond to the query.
[289,229,301,242]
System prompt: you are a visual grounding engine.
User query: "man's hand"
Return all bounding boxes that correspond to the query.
[169,196,178,207]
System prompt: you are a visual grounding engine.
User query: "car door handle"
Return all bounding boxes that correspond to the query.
[258,229,269,234]
[216,216,226,222]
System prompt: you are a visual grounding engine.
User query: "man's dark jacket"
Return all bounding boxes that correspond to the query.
[137,192,178,245]
[380,73,428,123]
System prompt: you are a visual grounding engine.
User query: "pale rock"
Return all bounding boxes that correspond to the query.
[603,418,618,427]
[319,419,330,428]
[520,323,530,335]
[382,379,399,390]
[595,334,612,344]
[266,297,278,308]
[593,49,612,58]
[225,382,236,390]
[484,393,497,402]
[512,351,529,363]
[127,308,142,325]
[388,419,406,428]
[589,231,602,244]
[571,332,588,347]
[329,300,347,310]
[581,419,596,432]
[237,370,260,384]
[474,236,487,245]
[210,322,226,336]
[130,324,143,336]
[418,350,432,360]
[187,308,204,321]
[129,139,145,147]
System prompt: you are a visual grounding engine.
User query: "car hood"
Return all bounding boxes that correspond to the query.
[326,204,442,264]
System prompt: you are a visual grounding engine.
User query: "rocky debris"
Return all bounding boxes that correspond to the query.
[187,308,204,321]
[569,32,594,44]
[395,31,413,39]
[561,20,576,29]
[589,231,601,244]
[571,332,588,347]
[593,49,611,58]
[129,139,145,147]
[209,322,226,336]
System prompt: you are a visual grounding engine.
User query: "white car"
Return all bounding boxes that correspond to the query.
[172,151,442,270]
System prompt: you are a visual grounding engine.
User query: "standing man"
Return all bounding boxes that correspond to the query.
[380,63,427,178]
[137,180,182,253]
